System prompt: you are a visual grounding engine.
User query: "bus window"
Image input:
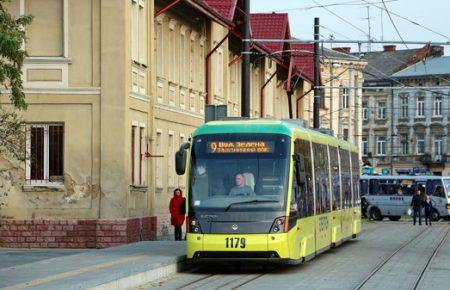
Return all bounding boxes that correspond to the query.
[398,179,414,195]
[433,185,445,198]
[426,179,443,196]
[369,179,379,195]
[360,179,368,196]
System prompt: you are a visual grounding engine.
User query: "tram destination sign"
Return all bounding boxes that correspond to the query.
[207,141,275,154]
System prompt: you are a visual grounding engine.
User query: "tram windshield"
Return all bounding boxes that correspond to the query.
[189,134,290,212]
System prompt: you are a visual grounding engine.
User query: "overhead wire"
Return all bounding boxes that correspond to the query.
[380,0,408,49]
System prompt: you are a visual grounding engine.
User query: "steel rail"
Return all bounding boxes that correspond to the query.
[353,228,430,290]
[413,227,450,290]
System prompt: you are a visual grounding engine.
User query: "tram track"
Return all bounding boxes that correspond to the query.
[353,227,430,290]
[412,227,449,290]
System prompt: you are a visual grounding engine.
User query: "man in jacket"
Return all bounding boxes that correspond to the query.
[411,189,423,225]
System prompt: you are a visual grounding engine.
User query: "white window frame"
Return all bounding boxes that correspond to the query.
[362,137,368,156]
[362,102,368,120]
[25,123,64,185]
[416,134,425,155]
[416,96,425,117]
[341,87,349,108]
[376,136,386,156]
[400,95,409,118]
[434,135,443,156]
[377,101,386,120]
[155,16,164,77]
[433,95,442,116]
[400,134,409,155]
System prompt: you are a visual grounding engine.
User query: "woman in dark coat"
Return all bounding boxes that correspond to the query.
[169,188,185,240]
[423,194,434,226]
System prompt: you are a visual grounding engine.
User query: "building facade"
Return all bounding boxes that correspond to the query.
[0,0,313,246]
[360,45,450,175]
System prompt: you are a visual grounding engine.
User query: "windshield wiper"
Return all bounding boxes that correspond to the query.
[225,199,279,212]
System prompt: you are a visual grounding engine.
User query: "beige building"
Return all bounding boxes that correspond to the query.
[297,47,366,149]
[0,0,309,241]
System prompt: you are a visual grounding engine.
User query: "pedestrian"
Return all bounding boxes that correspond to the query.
[423,194,434,226]
[410,189,423,225]
[169,188,185,241]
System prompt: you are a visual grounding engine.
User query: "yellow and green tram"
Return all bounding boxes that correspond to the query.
[175,119,361,264]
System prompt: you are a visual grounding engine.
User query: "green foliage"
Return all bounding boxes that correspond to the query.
[0,0,33,110]
[0,1,32,161]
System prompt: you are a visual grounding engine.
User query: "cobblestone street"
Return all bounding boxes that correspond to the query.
[140,222,450,290]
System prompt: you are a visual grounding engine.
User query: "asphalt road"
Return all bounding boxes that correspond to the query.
[139,221,450,290]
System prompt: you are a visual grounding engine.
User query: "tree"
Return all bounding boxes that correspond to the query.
[0,0,32,160]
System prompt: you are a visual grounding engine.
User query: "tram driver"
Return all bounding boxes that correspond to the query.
[229,172,255,197]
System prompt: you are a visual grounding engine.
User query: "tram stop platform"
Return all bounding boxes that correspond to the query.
[0,241,186,290]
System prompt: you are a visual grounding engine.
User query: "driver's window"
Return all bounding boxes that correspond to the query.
[433,185,445,198]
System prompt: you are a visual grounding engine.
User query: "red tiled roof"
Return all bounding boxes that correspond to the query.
[202,0,237,21]
[291,43,314,83]
[250,13,290,54]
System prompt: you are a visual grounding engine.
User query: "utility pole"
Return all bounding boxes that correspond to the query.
[313,17,320,129]
[241,0,250,117]
[363,6,372,52]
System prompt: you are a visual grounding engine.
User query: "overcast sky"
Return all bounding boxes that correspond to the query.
[252,0,450,55]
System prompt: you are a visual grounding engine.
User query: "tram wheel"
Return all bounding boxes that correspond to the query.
[370,208,383,221]
[431,210,440,222]
[388,216,401,221]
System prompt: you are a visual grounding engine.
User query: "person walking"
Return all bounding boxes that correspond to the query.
[169,188,185,241]
[410,189,423,225]
[423,194,434,226]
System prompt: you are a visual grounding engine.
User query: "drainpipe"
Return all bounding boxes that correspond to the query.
[205,31,231,105]
[260,71,277,118]
[155,0,183,17]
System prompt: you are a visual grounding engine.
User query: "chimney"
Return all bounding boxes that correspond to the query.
[383,45,396,52]
[428,45,444,57]
[332,47,351,54]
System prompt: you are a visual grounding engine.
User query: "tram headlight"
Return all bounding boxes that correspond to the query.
[189,218,202,234]
[270,217,286,233]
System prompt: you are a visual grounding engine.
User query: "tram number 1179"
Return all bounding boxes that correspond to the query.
[225,237,246,248]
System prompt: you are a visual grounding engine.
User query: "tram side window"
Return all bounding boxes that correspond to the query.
[351,152,360,206]
[339,148,351,208]
[313,142,331,214]
[296,139,314,218]
[330,146,341,210]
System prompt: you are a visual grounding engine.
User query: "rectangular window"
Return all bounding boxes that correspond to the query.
[138,0,147,65]
[416,133,425,154]
[296,139,314,217]
[168,132,174,188]
[180,33,186,85]
[155,130,163,189]
[178,134,185,187]
[156,20,163,76]
[27,124,64,183]
[434,95,442,116]
[416,95,425,116]
[400,134,409,155]
[434,135,443,156]
[131,0,146,64]
[362,137,368,156]
[190,37,195,86]
[401,95,409,118]
[341,87,349,108]
[377,101,386,119]
[343,129,349,141]
[131,126,136,184]
[169,26,175,81]
[362,102,368,120]
[376,136,386,156]
[339,148,352,208]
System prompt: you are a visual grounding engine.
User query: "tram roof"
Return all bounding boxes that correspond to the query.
[193,119,358,152]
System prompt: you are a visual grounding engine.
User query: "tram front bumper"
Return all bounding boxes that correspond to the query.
[187,233,290,263]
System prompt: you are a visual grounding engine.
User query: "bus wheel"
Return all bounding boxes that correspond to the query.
[388,216,401,221]
[431,210,440,222]
[370,208,383,221]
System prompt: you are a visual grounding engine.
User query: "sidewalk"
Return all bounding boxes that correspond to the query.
[0,241,186,290]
